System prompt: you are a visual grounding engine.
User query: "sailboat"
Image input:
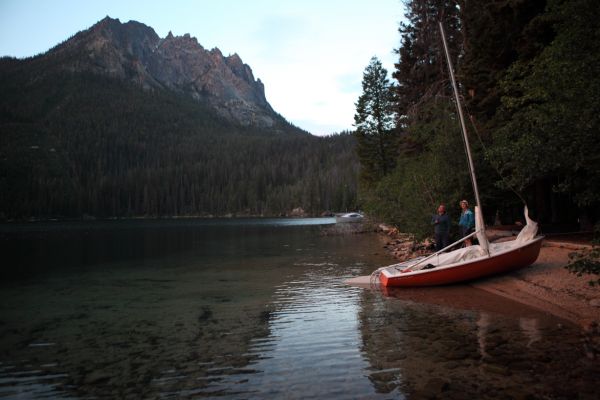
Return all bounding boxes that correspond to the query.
[370,23,544,288]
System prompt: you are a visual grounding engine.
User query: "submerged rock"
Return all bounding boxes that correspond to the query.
[83,370,112,385]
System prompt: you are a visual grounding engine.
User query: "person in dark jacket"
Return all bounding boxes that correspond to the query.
[431,204,450,251]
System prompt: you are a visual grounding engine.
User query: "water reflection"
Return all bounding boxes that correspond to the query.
[160,245,392,398]
[1,220,598,399]
[0,256,280,398]
[0,220,389,398]
[0,218,335,281]
[358,286,599,399]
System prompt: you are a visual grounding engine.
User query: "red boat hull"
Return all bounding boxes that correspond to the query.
[379,237,544,287]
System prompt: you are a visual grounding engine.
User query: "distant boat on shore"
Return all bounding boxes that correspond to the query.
[335,213,364,223]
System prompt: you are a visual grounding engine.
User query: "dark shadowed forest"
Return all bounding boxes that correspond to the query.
[0,68,358,219]
[1,0,598,230]
[355,0,599,238]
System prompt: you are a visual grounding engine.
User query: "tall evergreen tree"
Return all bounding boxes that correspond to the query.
[393,0,461,145]
[458,0,553,224]
[355,0,599,236]
[354,57,397,186]
[460,0,549,130]
[357,1,475,237]
[487,0,600,225]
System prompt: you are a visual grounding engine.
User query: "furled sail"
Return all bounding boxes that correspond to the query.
[475,206,489,255]
[515,206,538,244]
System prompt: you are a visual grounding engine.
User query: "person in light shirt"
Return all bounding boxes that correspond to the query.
[458,200,475,246]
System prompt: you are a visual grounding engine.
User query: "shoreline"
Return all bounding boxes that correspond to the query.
[374,228,599,328]
[472,241,599,328]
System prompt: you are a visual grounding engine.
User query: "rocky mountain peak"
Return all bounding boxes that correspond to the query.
[225,53,255,84]
[47,17,279,129]
[87,16,160,51]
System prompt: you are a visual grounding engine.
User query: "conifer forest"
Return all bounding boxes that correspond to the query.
[354,0,599,238]
[1,0,599,231]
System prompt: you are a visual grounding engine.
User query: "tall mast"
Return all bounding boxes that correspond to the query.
[438,22,483,219]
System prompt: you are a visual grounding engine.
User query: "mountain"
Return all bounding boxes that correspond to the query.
[12,16,287,130]
[0,17,358,220]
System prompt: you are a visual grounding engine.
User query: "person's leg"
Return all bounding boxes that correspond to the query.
[442,232,449,249]
[465,227,473,246]
[460,226,471,246]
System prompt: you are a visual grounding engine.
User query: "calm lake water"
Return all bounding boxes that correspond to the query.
[0,218,597,399]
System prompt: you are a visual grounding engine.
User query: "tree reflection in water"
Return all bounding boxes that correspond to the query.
[357,285,598,399]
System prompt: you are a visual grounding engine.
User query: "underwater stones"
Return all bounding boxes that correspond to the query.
[198,306,213,322]
[259,310,272,323]
[444,361,461,370]
[443,348,470,361]
[481,363,511,376]
[83,369,112,384]
[385,352,407,362]
[420,377,450,398]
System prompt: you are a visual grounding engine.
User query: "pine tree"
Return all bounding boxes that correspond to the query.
[487,0,600,223]
[393,0,460,137]
[460,0,548,128]
[358,1,469,236]
[354,57,397,186]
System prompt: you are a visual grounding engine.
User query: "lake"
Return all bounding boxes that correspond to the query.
[0,218,597,399]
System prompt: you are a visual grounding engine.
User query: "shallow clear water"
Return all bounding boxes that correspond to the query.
[0,219,597,399]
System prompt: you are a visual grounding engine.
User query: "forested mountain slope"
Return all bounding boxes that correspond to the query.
[0,18,358,220]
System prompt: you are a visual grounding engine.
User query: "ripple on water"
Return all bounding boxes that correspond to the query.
[1,224,598,399]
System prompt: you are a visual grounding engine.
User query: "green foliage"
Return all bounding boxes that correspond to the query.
[359,0,469,236]
[354,57,397,186]
[358,0,599,240]
[488,0,600,208]
[565,225,600,286]
[363,101,472,239]
[394,0,460,128]
[0,67,359,220]
[460,0,548,122]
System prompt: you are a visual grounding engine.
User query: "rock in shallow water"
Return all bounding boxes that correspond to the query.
[83,369,112,384]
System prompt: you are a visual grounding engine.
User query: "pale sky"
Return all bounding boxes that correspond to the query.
[0,0,404,135]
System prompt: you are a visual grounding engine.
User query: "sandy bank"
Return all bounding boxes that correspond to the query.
[472,241,600,328]
[348,236,599,328]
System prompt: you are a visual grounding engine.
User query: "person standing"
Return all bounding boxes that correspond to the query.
[459,200,475,246]
[431,204,450,251]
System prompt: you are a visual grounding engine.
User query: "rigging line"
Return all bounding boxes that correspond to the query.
[452,88,475,199]
[440,78,475,201]
[461,101,528,206]
[439,23,483,214]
